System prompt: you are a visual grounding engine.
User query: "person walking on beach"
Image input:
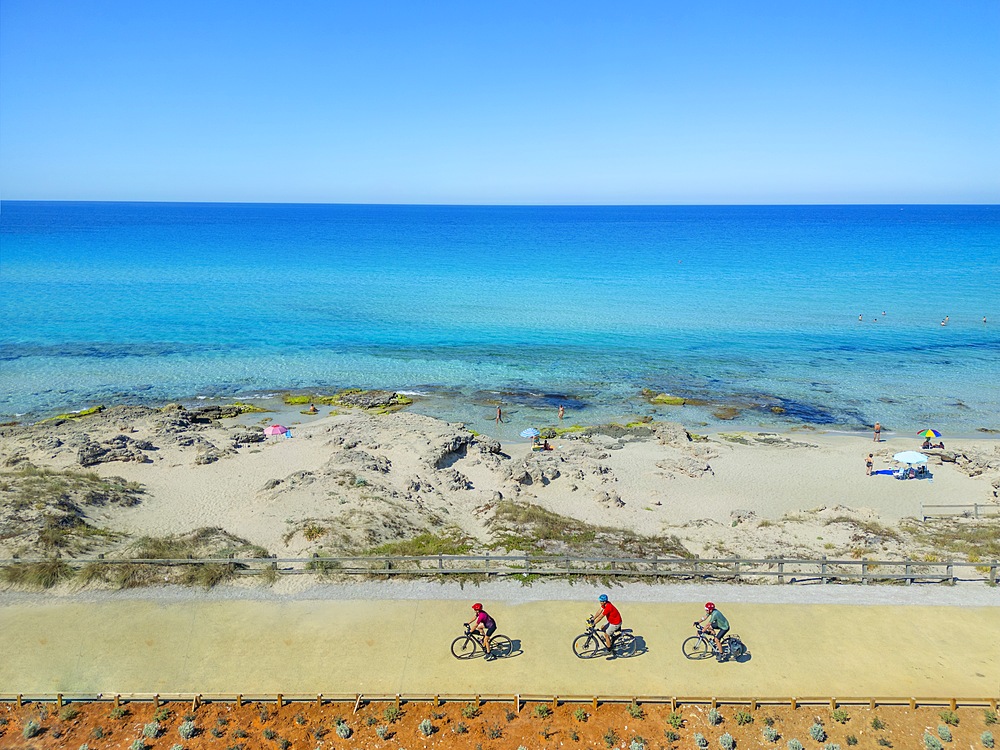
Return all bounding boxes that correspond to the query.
[558,404,565,420]
[495,405,503,425]
[873,422,881,442]
[866,453,874,476]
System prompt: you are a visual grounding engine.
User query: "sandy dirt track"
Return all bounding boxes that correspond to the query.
[2,598,998,697]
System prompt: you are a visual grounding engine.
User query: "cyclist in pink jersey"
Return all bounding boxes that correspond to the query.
[466,603,497,660]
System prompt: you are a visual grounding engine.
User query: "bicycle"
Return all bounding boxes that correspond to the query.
[450,624,513,660]
[572,618,637,659]
[682,624,747,661]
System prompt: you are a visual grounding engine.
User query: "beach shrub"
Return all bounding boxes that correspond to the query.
[736,710,753,726]
[23,720,41,739]
[486,724,503,739]
[170,745,182,750]
[628,703,645,719]
[877,739,893,747]
[262,728,276,740]
[665,730,681,742]
[847,735,859,745]
[153,707,170,722]
[506,710,517,722]
[810,723,827,742]
[667,711,685,729]
[374,726,388,739]
[143,721,161,738]
[574,708,588,722]
[925,733,944,750]
[179,720,196,739]
[631,738,647,750]
[129,741,145,750]
[708,708,722,725]
[941,710,960,727]
[983,731,995,748]
[604,728,621,747]
[79,745,89,750]
[939,725,953,742]
[418,719,434,736]
[825,745,841,750]
[382,705,402,723]
[986,710,998,726]
[720,732,735,749]
[335,722,351,739]
[453,722,468,734]
[763,726,779,742]
[788,741,804,750]
[872,717,886,730]
[535,704,552,718]
[60,706,80,721]
[694,732,709,748]
[832,709,850,724]
[90,727,104,739]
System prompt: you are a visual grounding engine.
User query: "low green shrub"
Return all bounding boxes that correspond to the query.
[720,732,735,749]
[630,738,647,750]
[23,720,41,739]
[665,730,681,742]
[179,720,196,739]
[925,733,944,750]
[667,712,684,729]
[574,708,588,722]
[110,706,128,719]
[872,717,886,730]
[605,728,621,748]
[486,724,502,739]
[628,703,645,719]
[736,710,753,726]
[60,706,79,721]
[129,741,145,750]
[142,721,161,739]
[374,726,389,739]
[461,703,479,719]
[810,723,827,742]
[262,728,276,740]
[534,704,552,719]
[788,741,804,750]
[453,722,468,734]
[986,711,998,726]
[982,731,995,748]
[940,710,960,727]
[418,719,434,736]
[832,709,850,724]
[336,722,351,739]
[763,726,779,742]
[383,705,402,723]
[694,732,709,748]
[708,708,722,726]
[939,725,953,742]
[846,735,858,746]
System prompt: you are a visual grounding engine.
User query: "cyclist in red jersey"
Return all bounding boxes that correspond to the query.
[591,594,622,655]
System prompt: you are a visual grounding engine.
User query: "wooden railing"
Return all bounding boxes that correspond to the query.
[1,692,997,711]
[921,502,1000,520]
[2,553,998,584]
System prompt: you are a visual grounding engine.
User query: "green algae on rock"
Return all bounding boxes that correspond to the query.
[38,405,104,424]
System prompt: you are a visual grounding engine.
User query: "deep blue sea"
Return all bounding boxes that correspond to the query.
[1,202,998,436]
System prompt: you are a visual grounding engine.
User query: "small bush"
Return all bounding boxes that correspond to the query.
[294,713,306,726]
[628,703,645,719]
[233,728,248,738]
[262,728,276,740]
[763,726,779,742]
[810,723,827,742]
[418,719,435,736]
[170,746,182,750]
[23,720,41,739]
[383,705,402,723]
[535,704,552,719]
[939,725,953,742]
[453,722,468,734]
[941,710,960,727]
[695,732,709,748]
[720,732,735,749]
[374,725,389,739]
[60,706,80,721]
[210,727,224,738]
[462,703,479,719]
[365,716,377,726]
[110,706,128,719]
[486,723,503,739]
[130,741,146,750]
[91,727,105,739]
[665,730,681,742]
[986,711,998,726]
[736,710,753,726]
[574,708,589,722]
[571,730,580,741]
[982,731,995,748]
[277,740,290,750]
[667,712,684,729]
[336,722,351,739]
[847,735,859,745]
[79,745,89,750]
[877,739,893,748]
[153,707,170,722]
[872,717,886,730]
[925,733,944,750]
[179,720,196,739]
[708,708,722,725]
[788,741,804,750]
[631,738,647,750]
[506,710,517,722]
[605,728,621,748]
[832,709,850,724]
[143,721,162,739]
[825,745,841,750]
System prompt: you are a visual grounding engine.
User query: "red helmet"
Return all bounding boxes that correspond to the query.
[472,603,483,611]
[705,602,715,611]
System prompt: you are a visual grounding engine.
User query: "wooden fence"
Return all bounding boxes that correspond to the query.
[2,553,998,585]
[1,692,997,712]
[921,502,1000,520]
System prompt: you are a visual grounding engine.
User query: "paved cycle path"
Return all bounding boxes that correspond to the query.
[2,600,997,697]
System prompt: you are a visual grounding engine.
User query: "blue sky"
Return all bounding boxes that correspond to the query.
[1,1,998,204]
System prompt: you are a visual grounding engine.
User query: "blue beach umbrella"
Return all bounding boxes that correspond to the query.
[520,427,540,438]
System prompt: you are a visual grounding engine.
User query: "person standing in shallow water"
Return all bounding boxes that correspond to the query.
[558,404,565,420]
[873,422,881,442]
[495,404,503,425]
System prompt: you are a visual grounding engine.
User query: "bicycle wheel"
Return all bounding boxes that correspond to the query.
[682,635,713,660]
[488,634,512,659]
[451,635,481,660]
[573,633,603,659]
[615,632,637,658]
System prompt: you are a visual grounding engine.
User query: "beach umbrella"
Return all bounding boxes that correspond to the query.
[264,424,288,436]
[917,428,942,438]
[892,451,928,465]
[519,427,540,438]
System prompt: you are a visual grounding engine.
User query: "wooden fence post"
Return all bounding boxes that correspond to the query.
[909,698,916,709]
[57,693,63,708]
[395,694,401,709]
[790,698,797,710]
[861,560,869,585]
[820,556,828,584]
[16,694,22,709]
[593,696,599,710]
[153,694,160,709]
[316,694,323,708]
[905,562,913,585]
[276,694,283,709]
[869,698,876,710]
[235,694,242,708]
[777,557,784,584]
[114,695,121,708]
[514,694,520,714]
[946,560,954,584]
[670,697,677,712]
[552,695,559,710]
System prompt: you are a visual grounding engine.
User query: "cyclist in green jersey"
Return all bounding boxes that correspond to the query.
[694,602,730,660]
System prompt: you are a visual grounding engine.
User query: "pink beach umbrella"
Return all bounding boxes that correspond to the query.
[264,424,288,436]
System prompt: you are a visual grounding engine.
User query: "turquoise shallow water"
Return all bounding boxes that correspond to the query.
[1,202,998,434]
